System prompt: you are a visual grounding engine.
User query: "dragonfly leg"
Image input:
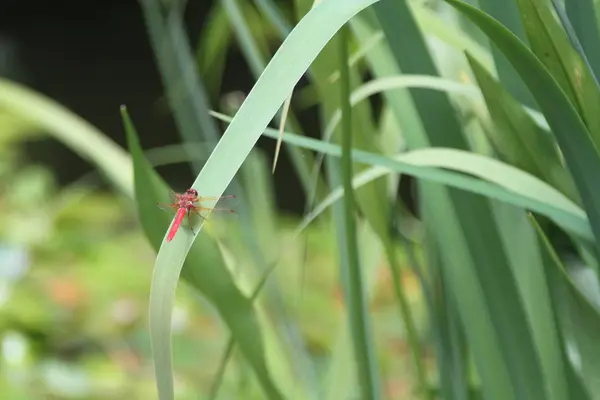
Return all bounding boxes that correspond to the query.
[192,208,208,221]
[187,209,196,235]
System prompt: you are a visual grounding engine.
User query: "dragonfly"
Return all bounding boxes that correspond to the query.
[157,188,236,242]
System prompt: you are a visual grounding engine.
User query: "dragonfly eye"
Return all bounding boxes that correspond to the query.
[186,188,198,197]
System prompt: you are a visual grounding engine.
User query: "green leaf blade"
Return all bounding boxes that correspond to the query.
[514,0,600,151]
[467,53,579,203]
[446,0,600,262]
[121,107,283,400]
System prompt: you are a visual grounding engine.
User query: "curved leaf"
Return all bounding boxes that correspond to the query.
[145,0,384,398]
[515,0,600,148]
[295,147,589,242]
[209,111,592,242]
[121,108,282,400]
[0,78,132,196]
[445,0,600,256]
[467,53,578,203]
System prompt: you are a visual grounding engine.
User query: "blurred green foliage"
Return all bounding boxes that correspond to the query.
[0,107,426,398]
[4,0,600,399]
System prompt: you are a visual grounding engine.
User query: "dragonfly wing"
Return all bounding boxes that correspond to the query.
[169,190,182,203]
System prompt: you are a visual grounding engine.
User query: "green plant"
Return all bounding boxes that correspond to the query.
[3,0,600,399]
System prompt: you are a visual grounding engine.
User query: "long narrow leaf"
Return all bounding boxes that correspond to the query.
[209,111,592,243]
[338,25,379,399]
[564,0,600,83]
[371,2,549,397]
[446,0,600,259]
[288,148,587,242]
[467,53,578,202]
[534,218,599,397]
[140,0,221,163]
[146,0,385,398]
[514,0,600,149]
[122,107,283,400]
[477,0,537,108]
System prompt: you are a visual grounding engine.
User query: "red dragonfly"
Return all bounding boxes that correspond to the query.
[157,188,236,242]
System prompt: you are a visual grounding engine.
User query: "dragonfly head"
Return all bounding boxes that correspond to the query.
[185,188,198,197]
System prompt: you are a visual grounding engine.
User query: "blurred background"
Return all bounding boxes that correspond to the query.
[0,0,306,205]
[3,0,595,399]
[0,1,426,398]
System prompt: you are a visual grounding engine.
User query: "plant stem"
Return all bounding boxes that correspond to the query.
[339,24,379,400]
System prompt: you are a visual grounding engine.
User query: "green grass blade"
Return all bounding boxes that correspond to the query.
[144,7,294,387]
[466,53,579,202]
[551,1,600,90]
[383,149,582,218]
[292,3,414,399]
[196,2,231,97]
[556,272,600,396]
[514,0,600,149]
[287,3,423,398]
[428,255,471,399]
[324,221,386,400]
[140,0,221,161]
[564,0,600,85]
[343,4,562,395]
[534,220,599,398]
[294,3,406,399]
[221,0,270,78]
[238,151,320,398]
[328,5,494,82]
[253,0,292,37]
[316,19,432,396]
[221,0,320,195]
[297,17,403,382]
[477,0,537,108]
[325,21,428,397]
[295,2,396,281]
[286,148,587,242]
[144,0,386,398]
[320,74,544,143]
[208,338,236,400]
[215,6,326,393]
[565,0,600,77]
[446,0,600,256]
[208,260,279,400]
[298,2,391,395]
[320,69,549,150]
[338,26,380,399]
[366,17,543,400]
[411,3,494,70]
[209,111,592,241]
[492,203,570,400]
[422,191,521,400]
[145,5,296,385]
[121,107,283,400]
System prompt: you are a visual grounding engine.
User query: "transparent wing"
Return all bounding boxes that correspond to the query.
[191,194,237,219]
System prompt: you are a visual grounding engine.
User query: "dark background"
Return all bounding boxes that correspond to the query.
[0,0,312,214]
[0,1,421,218]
